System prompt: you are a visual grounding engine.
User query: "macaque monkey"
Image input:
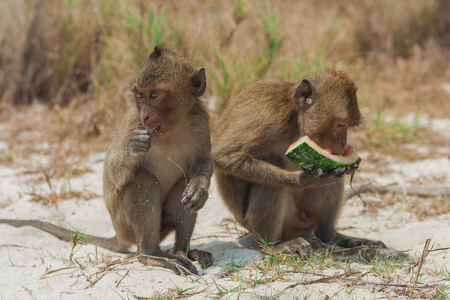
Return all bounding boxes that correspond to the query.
[212,69,386,255]
[0,45,213,275]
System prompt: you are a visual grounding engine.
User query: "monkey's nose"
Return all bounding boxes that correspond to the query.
[340,143,347,155]
[331,143,347,156]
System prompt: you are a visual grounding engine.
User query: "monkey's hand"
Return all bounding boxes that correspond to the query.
[345,158,361,174]
[181,176,209,213]
[128,130,152,154]
[298,167,347,188]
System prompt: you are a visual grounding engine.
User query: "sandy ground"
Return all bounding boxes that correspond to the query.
[0,128,449,299]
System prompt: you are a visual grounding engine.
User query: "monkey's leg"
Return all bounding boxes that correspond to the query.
[215,171,252,224]
[0,219,129,253]
[117,172,195,275]
[165,180,213,270]
[244,184,312,256]
[315,180,387,249]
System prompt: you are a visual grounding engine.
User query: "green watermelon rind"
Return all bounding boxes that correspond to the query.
[285,136,360,173]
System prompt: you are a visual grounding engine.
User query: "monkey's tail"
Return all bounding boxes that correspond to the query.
[0,219,129,253]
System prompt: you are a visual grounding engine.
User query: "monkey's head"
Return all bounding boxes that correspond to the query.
[131,45,207,137]
[293,69,361,156]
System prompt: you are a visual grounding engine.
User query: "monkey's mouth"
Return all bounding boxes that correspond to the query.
[324,145,351,156]
[146,125,161,134]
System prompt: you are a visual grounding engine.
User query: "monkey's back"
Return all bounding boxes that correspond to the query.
[213,80,299,155]
[212,80,301,225]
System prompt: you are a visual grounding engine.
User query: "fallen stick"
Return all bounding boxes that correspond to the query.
[345,183,450,200]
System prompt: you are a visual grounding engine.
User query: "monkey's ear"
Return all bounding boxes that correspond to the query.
[189,68,207,97]
[149,45,163,60]
[293,79,315,108]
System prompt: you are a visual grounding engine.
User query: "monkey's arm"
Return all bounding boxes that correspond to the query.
[213,146,344,189]
[181,152,213,212]
[181,107,214,212]
[104,147,139,190]
[104,107,149,190]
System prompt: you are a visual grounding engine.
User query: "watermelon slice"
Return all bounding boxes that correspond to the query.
[285,136,361,173]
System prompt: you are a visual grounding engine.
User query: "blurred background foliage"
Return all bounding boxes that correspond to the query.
[0,0,449,156]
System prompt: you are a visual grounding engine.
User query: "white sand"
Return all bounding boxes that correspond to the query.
[0,151,449,299]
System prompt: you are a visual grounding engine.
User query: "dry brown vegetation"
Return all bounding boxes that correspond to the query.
[1,2,449,299]
[1,0,449,162]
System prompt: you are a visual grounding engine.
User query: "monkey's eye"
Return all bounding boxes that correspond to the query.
[337,121,348,128]
[150,90,160,98]
[136,91,144,99]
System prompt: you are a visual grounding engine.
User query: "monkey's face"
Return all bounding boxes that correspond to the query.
[132,84,187,139]
[131,45,207,138]
[307,119,350,156]
[294,70,361,156]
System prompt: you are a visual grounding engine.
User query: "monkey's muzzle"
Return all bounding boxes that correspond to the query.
[146,125,161,134]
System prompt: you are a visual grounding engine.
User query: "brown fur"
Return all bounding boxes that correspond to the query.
[213,69,385,255]
[103,45,213,275]
[0,46,213,275]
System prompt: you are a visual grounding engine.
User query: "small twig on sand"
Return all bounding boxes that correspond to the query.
[345,183,450,200]
[40,266,77,279]
[283,269,438,291]
[410,238,433,285]
[115,270,129,288]
[191,234,234,241]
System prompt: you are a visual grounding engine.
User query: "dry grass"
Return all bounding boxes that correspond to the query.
[352,192,450,221]
[0,3,448,297]
[1,0,449,129]
[32,231,448,299]
[0,0,447,232]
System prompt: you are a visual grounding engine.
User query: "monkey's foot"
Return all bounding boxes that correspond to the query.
[332,246,407,264]
[333,234,387,249]
[176,249,213,269]
[273,237,312,257]
[138,254,198,275]
[326,233,392,263]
